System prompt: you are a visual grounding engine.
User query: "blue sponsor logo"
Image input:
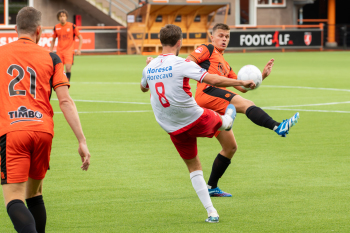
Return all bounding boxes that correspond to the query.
[147,66,172,74]
[147,73,173,81]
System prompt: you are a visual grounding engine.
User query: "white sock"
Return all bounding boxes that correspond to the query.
[218,114,233,131]
[190,170,217,215]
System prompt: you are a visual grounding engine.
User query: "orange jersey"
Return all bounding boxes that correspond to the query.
[0,37,70,137]
[189,44,237,92]
[53,22,80,53]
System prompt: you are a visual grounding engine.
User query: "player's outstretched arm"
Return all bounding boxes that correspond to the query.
[233,85,248,93]
[49,37,56,52]
[55,86,91,171]
[262,58,274,80]
[203,73,256,89]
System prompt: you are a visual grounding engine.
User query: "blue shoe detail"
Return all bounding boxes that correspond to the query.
[205,213,219,223]
[224,104,236,131]
[208,187,232,197]
[274,112,300,137]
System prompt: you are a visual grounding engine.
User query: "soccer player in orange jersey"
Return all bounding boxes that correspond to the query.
[49,9,83,81]
[186,23,299,197]
[1,7,90,233]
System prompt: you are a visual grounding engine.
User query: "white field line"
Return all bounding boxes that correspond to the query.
[262,101,350,108]
[262,108,350,114]
[69,82,350,93]
[50,84,350,113]
[51,99,150,105]
[262,85,350,93]
[70,82,140,85]
[54,110,152,114]
[53,108,350,114]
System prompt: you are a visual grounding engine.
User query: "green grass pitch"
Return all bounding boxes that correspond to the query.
[1,51,350,232]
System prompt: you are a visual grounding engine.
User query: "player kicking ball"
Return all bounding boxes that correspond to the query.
[140,24,256,223]
[184,23,299,197]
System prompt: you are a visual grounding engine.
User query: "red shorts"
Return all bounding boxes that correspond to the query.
[169,108,222,160]
[0,131,53,185]
[57,51,74,65]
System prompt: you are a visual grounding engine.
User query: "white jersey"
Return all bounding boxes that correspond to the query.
[141,54,208,134]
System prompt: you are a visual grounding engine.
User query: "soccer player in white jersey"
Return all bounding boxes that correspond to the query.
[140,24,255,223]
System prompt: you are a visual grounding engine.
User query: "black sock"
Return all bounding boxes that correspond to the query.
[26,195,46,233]
[66,72,71,81]
[246,106,280,130]
[208,154,231,189]
[7,199,37,233]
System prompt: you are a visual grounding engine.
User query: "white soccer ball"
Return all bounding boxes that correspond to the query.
[237,65,262,91]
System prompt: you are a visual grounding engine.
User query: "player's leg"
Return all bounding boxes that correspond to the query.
[207,105,237,197]
[65,63,72,81]
[26,178,45,233]
[25,132,52,233]
[195,90,237,196]
[1,132,37,232]
[183,156,219,223]
[230,95,299,137]
[170,133,219,223]
[230,95,279,129]
[2,183,37,233]
[207,130,237,197]
[64,53,74,81]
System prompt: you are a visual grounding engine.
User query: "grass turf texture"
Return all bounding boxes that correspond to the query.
[1,51,350,232]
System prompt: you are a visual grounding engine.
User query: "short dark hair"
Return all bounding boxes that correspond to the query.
[213,23,230,33]
[160,24,182,47]
[57,9,68,20]
[16,7,42,35]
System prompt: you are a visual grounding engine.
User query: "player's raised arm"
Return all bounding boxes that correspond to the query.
[203,73,256,89]
[262,58,274,80]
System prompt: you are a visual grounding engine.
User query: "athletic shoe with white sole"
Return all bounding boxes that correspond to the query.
[208,187,232,197]
[205,212,219,223]
[224,104,237,131]
[274,112,300,137]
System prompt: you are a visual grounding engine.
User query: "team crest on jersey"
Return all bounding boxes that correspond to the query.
[195,47,203,53]
[218,62,226,76]
[67,28,70,32]
[8,106,43,124]
[304,32,312,46]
